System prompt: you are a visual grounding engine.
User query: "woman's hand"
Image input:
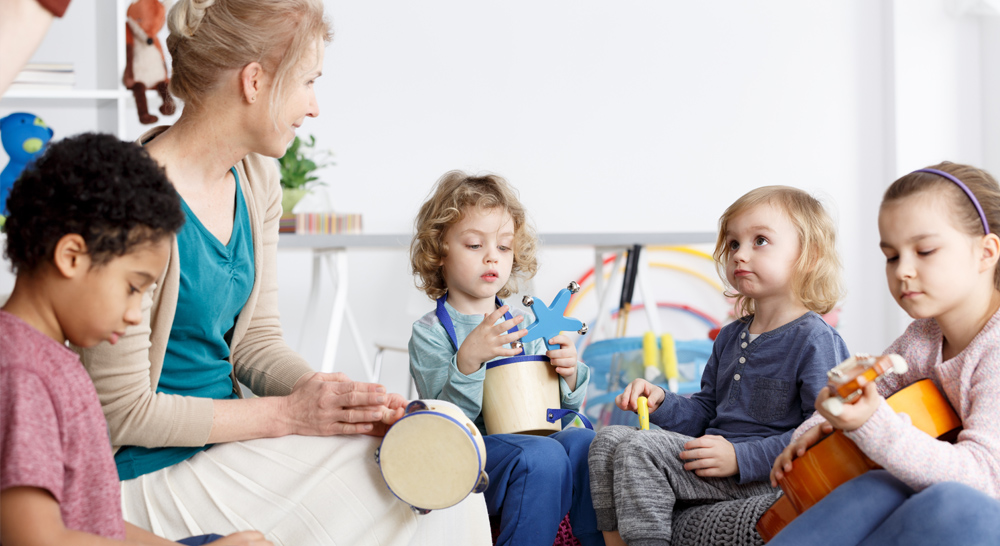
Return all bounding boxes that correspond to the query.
[456,306,528,375]
[680,435,738,478]
[282,372,393,436]
[547,333,579,391]
[770,421,833,487]
[616,378,666,412]
[814,382,882,432]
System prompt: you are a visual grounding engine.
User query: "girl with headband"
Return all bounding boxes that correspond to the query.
[769,162,1000,545]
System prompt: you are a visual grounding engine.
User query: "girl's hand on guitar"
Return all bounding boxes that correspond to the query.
[616,378,666,413]
[680,435,738,477]
[815,382,882,432]
[770,421,834,487]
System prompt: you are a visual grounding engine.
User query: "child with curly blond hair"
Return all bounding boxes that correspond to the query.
[409,170,602,546]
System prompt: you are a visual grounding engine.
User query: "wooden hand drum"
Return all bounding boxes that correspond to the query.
[375,400,489,513]
[483,355,563,435]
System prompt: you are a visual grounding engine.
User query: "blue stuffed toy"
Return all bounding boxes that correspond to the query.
[1,112,54,217]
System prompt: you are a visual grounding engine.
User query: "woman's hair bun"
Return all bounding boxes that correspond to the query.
[169,0,216,37]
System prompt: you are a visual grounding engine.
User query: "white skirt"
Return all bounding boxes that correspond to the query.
[120,434,491,546]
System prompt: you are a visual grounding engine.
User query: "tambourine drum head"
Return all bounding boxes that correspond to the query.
[380,413,481,510]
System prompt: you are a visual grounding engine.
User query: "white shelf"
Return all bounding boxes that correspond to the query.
[2,89,127,101]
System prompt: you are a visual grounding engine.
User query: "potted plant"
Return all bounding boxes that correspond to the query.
[278,134,333,216]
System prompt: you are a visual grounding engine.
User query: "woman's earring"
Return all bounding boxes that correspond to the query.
[250,95,256,103]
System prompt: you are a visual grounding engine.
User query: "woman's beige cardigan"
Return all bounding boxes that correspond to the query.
[78,127,314,452]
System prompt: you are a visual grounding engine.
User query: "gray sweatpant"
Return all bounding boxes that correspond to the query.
[589,426,777,546]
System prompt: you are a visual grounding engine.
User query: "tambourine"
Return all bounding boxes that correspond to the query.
[375,400,489,513]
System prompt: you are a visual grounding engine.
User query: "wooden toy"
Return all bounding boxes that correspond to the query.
[483,282,592,435]
[513,281,588,351]
[637,396,649,430]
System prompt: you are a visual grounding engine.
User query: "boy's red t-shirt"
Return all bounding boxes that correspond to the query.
[0,310,126,539]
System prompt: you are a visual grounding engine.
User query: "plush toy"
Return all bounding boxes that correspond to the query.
[123,0,176,124]
[0,113,53,217]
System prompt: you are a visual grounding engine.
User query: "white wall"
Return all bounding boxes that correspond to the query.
[2,1,998,396]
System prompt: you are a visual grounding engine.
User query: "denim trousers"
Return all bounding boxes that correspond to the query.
[484,427,602,546]
[768,470,1000,545]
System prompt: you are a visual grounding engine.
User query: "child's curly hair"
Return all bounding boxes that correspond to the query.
[713,185,844,319]
[411,170,538,300]
[3,132,184,274]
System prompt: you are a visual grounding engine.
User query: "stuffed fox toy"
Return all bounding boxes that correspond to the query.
[123,0,176,124]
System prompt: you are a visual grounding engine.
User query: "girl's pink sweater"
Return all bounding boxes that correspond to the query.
[792,310,1000,498]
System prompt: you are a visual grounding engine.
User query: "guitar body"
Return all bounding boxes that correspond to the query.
[756,379,962,542]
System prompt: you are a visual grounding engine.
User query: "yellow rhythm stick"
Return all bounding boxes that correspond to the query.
[637,396,649,430]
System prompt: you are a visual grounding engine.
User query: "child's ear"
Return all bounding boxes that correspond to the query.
[52,234,91,279]
[979,233,1000,274]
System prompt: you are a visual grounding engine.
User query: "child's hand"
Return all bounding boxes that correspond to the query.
[208,531,273,545]
[546,333,579,391]
[364,392,410,437]
[770,421,834,487]
[456,306,528,375]
[680,435,738,478]
[616,378,666,413]
[815,382,882,432]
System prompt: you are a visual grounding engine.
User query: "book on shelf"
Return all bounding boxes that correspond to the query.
[279,212,363,234]
[9,62,76,91]
[14,70,76,85]
[22,62,73,72]
[7,82,75,92]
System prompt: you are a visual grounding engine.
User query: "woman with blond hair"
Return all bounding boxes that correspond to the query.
[77,1,491,544]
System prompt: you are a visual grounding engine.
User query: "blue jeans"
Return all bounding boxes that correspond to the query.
[769,470,1000,545]
[484,427,603,546]
[176,535,224,545]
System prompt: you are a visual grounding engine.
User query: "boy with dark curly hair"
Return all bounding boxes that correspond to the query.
[0,132,270,546]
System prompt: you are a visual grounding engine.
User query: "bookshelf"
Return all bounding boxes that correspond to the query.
[0,0,178,142]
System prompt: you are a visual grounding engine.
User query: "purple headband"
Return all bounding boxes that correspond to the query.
[913,168,990,235]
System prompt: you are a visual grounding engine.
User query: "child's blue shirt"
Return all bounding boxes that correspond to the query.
[409,299,590,435]
[650,311,849,484]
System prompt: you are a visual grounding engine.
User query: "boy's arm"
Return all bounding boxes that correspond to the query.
[1,486,140,545]
[0,488,266,546]
[409,322,486,421]
[648,339,722,435]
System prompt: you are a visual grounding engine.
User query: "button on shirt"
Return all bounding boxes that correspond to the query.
[648,311,849,483]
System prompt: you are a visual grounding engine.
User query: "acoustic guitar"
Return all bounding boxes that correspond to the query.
[756,355,962,542]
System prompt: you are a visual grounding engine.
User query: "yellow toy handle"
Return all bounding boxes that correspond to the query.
[643,332,659,382]
[637,396,649,430]
[661,333,679,392]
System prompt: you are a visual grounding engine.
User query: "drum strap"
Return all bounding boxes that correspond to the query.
[436,294,522,355]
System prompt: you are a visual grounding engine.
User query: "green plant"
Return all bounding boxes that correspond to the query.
[278,135,333,189]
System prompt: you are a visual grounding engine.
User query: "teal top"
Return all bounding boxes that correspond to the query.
[115,168,255,480]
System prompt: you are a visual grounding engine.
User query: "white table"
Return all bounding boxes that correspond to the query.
[278,232,716,378]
